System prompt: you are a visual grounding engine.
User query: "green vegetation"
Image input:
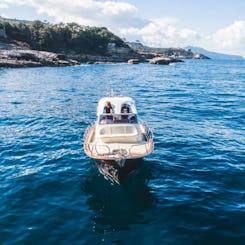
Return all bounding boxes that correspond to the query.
[0,18,127,54]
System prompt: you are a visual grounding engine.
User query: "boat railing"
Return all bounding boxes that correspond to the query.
[129,141,153,157]
[83,123,96,155]
[94,144,111,155]
[87,143,128,158]
[139,121,153,140]
[98,113,138,124]
[85,140,153,160]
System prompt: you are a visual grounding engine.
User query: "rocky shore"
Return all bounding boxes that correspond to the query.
[0,41,198,68]
[0,41,139,68]
[0,44,80,68]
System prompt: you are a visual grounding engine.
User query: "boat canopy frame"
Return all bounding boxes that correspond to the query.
[97,96,137,116]
[98,113,138,124]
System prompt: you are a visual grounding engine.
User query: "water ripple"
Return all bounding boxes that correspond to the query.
[0,60,245,244]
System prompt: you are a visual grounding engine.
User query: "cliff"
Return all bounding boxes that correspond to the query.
[0,43,79,68]
[67,42,141,63]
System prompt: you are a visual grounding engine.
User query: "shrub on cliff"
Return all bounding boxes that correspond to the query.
[0,19,127,54]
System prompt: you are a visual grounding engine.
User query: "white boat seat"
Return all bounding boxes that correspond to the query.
[99,125,139,143]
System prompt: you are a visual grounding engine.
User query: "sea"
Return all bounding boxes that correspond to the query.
[0,59,244,245]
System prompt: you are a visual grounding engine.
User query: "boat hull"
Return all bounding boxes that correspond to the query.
[95,158,142,184]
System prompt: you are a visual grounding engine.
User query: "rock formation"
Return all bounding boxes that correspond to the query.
[127,59,140,64]
[0,47,79,68]
[149,56,170,65]
[0,28,7,39]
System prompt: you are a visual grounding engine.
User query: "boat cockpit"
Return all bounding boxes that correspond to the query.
[97,97,138,125]
[99,113,137,124]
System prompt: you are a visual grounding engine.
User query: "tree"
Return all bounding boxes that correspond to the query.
[1,19,127,54]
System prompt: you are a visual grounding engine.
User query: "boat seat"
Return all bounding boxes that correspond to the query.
[99,125,139,143]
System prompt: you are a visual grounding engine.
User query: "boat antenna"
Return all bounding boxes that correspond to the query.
[106,87,116,97]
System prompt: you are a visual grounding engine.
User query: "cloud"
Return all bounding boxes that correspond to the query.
[36,0,144,27]
[2,0,146,28]
[120,18,245,57]
[119,18,200,47]
[0,3,8,9]
[211,20,245,55]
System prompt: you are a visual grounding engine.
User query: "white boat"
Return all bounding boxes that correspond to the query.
[84,96,154,183]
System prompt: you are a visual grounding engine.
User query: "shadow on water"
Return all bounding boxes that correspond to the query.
[80,159,158,233]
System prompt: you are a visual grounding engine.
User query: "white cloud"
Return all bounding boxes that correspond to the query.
[210,20,245,55]
[119,18,200,48]
[2,0,146,28]
[0,3,8,9]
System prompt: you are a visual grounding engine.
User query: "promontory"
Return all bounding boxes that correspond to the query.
[0,17,209,68]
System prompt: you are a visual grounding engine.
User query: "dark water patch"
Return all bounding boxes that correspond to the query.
[9,101,24,105]
[81,161,157,233]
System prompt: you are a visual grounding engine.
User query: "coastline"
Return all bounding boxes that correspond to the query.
[0,42,183,68]
[0,40,212,68]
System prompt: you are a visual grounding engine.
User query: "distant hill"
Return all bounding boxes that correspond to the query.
[0,16,32,24]
[127,42,210,59]
[185,46,244,60]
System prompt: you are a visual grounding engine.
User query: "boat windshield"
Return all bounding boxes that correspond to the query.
[99,113,138,124]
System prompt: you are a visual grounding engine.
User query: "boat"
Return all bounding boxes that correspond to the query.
[83,96,154,184]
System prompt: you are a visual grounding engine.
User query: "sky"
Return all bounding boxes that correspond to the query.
[1,0,245,57]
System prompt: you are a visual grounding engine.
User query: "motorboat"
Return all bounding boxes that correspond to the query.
[84,96,154,184]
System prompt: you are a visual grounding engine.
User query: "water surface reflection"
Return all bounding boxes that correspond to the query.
[81,160,157,233]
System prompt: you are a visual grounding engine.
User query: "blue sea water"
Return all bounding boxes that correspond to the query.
[0,60,245,244]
